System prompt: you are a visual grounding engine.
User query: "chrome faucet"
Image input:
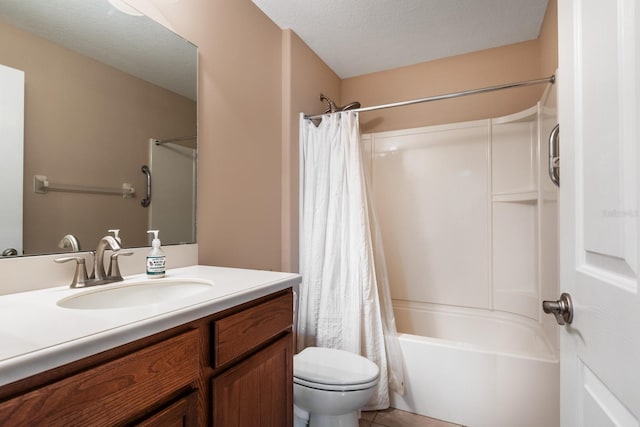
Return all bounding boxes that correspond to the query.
[94,235,121,281]
[55,233,132,288]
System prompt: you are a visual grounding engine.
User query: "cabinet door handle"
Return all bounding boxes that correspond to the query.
[548,124,560,187]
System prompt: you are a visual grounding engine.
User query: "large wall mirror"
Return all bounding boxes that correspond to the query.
[0,0,197,257]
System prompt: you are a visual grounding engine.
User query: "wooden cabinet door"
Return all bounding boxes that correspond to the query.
[212,334,293,427]
[135,391,197,427]
[0,330,199,427]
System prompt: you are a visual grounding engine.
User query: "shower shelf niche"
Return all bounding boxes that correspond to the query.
[490,105,540,320]
[492,191,538,202]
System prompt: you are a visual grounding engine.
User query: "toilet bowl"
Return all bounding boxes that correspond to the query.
[293,347,380,427]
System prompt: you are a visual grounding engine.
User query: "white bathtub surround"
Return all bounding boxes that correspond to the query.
[392,301,559,427]
[298,112,404,410]
[361,85,557,335]
[361,84,559,425]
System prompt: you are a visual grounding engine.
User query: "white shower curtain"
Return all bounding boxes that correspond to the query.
[297,111,404,410]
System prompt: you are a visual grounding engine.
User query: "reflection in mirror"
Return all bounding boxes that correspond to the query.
[0,0,197,256]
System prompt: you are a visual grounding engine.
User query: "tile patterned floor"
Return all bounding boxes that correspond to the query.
[360,408,462,427]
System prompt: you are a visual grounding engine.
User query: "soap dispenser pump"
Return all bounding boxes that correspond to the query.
[108,229,121,244]
[146,230,166,278]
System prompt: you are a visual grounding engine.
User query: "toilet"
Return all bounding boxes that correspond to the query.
[293,347,380,427]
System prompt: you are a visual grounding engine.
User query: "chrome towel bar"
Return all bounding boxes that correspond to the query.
[33,175,134,198]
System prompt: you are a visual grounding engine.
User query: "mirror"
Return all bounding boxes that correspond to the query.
[0,0,197,256]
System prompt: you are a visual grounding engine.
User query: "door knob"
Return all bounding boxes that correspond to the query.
[542,293,573,325]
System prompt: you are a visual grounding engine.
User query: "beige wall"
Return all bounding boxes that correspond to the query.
[128,0,284,271]
[0,20,195,254]
[281,30,341,272]
[341,40,542,134]
[539,0,558,77]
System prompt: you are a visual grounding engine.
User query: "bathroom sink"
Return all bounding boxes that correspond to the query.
[57,279,214,310]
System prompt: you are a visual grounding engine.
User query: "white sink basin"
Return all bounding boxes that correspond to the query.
[57,278,214,310]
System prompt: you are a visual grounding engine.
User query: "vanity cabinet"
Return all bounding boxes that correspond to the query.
[0,288,293,427]
[210,292,293,426]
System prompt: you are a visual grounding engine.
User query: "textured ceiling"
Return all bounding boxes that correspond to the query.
[0,0,197,100]
[253,0,549,78]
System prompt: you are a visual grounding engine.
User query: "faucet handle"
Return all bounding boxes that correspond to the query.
[54,256,90,288]
[108,251,134,280]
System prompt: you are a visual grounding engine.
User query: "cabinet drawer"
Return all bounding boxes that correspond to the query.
[212,292,292,368]
[0,329,199,426]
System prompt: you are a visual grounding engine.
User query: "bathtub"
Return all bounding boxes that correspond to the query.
[390,301,559,427]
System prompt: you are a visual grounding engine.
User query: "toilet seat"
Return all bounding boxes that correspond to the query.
[294,375,379,392]
[294,347,380,392]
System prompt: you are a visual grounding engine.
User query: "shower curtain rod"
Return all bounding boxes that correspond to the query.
[153,135,197,146]
[304,75,555,120]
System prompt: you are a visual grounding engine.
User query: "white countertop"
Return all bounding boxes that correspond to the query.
[0,265,300,387]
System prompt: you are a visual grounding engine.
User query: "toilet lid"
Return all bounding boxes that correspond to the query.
[294,347,379,386]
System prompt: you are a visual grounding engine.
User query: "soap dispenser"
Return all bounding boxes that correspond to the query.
[146,230,166,278]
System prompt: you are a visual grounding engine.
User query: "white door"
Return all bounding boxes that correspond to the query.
[557,0,640,426]
[0,64,24,256]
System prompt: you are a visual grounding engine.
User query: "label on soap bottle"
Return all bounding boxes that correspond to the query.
[146,255,166,276]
